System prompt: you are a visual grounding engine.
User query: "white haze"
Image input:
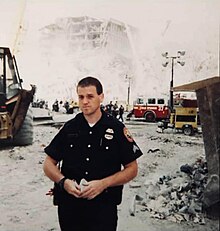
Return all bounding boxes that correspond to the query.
[0,0,219,107]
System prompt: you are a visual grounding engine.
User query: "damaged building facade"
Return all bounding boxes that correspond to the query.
[38,16,139,106]
[39,16,138,58]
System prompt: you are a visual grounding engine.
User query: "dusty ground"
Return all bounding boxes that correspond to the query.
[0,114,219,231]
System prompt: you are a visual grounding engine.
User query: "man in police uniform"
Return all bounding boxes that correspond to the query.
[43,76,143,231]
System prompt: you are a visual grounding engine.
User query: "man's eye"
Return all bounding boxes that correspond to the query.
[79,96,83,100]
[88,95,94,99]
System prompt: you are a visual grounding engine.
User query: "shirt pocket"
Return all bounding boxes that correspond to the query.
[66,133,80,150]
[65,133,85,164]
[99,137,119,162]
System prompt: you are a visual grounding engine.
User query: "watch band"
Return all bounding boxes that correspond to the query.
[57,177,67,191]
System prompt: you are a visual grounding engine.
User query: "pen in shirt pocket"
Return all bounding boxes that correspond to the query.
[100,138,102,146]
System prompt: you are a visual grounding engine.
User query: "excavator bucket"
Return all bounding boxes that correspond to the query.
[173,76,220,218]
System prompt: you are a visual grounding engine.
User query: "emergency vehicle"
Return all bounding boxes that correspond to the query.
[157,92,200,135]
[127,97,170,122]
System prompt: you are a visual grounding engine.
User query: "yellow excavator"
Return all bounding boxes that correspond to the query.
[0,1,36,145]
[0,47,35,145]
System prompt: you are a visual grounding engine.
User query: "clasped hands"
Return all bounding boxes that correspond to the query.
[64,178,106,200]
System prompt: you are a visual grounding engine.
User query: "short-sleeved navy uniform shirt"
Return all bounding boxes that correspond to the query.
[45,110,143,205]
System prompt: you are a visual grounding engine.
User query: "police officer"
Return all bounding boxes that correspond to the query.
[43,76,143,231]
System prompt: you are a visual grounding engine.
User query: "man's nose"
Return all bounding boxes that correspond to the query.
[82,97,88,104]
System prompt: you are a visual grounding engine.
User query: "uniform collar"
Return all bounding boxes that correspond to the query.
[76,109,110,129]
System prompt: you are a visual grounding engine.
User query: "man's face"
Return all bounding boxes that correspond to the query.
[77,85,104,116]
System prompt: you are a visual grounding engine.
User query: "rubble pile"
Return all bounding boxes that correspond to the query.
[134,157,209,224]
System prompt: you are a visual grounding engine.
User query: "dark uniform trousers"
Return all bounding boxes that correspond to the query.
[58,199,117,231]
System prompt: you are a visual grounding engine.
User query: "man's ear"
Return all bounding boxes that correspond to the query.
[100,93,104,103]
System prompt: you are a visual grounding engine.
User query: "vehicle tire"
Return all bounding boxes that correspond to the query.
[145,112,156,122]
[183,126,193,136]
[13,108,34,145]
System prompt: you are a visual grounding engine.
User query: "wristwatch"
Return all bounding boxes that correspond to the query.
[57,177,67,191]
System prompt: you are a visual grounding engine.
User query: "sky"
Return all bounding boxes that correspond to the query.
[1,0,218,40]
[1,0,219,49]
[0,0,219,104]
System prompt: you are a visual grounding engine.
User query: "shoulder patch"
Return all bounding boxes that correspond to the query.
[123,127,134,142]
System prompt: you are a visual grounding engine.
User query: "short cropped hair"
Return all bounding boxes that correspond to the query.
[77,76,103,95]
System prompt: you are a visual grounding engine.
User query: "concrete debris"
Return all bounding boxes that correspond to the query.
[129,182,142,188]
[158,175,172,185]
[193,213,206,225]
[147,148,160,153]
[9,150,25,161]
[180,164,193,174]
[129,194,144,216]
[179,205,188,213]
[129,198,136,216]
[156,127,163,133]
[145,183,161,199]
[167,213,185,223]
[150,212,165,219]
[135,194,144,202]
[135,157,210,224]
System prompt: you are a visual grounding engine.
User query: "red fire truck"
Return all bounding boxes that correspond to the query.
[127,97,170,122]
